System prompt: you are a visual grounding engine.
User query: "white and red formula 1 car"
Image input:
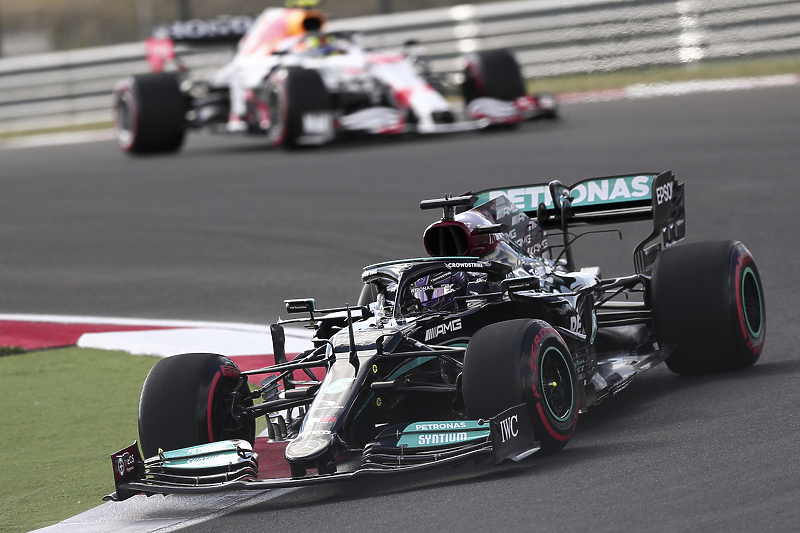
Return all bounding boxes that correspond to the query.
[112,3,557,154]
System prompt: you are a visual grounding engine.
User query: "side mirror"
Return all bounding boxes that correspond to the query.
[502,276,541,295]
[285,298,316,314]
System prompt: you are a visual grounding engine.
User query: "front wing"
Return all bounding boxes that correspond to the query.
[105,404,537,501]
[297,94,557,143]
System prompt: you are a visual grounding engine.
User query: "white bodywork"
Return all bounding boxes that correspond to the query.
[161,7,555,140]
[198,8,459,134]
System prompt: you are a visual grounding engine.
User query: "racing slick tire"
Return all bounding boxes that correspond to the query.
[265,67,331,148]
[112,73,186,154]
[463,319,579,453]
[138,353,255,458]
[461,49,526,105]
[651,241,766,375]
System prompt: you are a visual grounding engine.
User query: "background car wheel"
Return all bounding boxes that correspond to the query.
[461,49,526,104]
[265,67,331,148]
[138,353,255,458]
[651,241,766,375]
[112,73,186,154]
[463,319,579,453]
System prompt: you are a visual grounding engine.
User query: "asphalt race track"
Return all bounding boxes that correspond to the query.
[3,84,800,531]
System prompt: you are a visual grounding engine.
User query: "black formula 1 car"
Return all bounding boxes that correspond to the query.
[107,171,765,501]
[111,4,557,154]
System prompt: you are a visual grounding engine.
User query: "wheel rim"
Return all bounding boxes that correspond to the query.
[267,83,286,146]
[741,267,763,338]
[115,92,135,148]
[540,346,574,422]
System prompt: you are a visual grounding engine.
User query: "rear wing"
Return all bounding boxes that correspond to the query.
[145,16,255,72]
[472,171,685,274]
[473,172,660,226]
[152,16,255,44]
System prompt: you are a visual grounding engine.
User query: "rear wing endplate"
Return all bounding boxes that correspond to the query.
[632,171,685,274]
[472,171,684,274]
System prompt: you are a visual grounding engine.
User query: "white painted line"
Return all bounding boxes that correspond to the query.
[32,488,299,533]
[0,313,308,335]
[77,327,313,357]
[624,74,800,99]
[559,73,800,104]
[0,312,313,357]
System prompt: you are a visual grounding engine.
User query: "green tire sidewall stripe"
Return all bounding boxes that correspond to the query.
[539,345,574,423]
[741,266,763,339]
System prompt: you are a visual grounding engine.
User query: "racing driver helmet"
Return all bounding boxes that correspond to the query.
[303,33,343,56]
[409,271,467,312]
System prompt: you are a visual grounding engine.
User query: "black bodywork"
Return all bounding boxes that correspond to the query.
[264,172,683,476]
[109,170,752,501]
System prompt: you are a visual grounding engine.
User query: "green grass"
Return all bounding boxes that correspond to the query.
[0,347,159,533]
[0,347,269,533]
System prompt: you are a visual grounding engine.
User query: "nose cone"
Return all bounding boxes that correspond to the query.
[285,432,335,464]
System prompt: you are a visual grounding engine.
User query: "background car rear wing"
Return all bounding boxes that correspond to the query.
[144,16,255,72]
[144,5,328,72]
[471,171,685,274]
[151,16,255,45]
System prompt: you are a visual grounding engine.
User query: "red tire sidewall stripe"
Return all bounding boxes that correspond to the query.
[207,371,221,443]
[269,76,288,147]
[536,403,572,442]
[529,326,578,441]
[466,60,485,96]
[113,78,137,152]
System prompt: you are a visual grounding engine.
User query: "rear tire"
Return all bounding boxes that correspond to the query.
[463,319,578,453]
[138,353,255,458]
[112,73,186,154]
[651,241,766,375]
[265,67,331,148]
[461,49,526,104]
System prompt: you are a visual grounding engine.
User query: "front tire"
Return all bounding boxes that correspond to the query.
[265,67,331,148]
[651,241,766,375]
[462,319,579,453]
[138,353,255,458]
[112,73,186,154]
